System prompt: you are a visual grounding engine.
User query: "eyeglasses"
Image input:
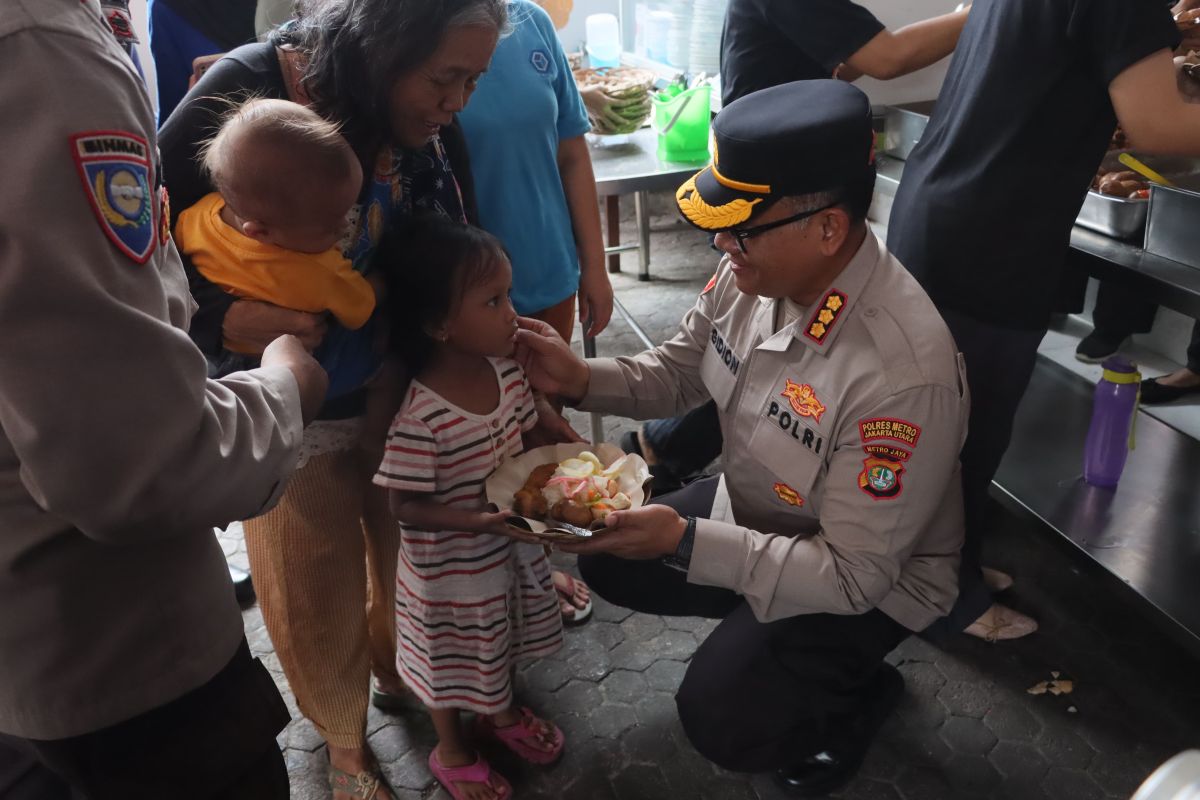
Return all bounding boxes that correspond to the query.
[725,202,838,254]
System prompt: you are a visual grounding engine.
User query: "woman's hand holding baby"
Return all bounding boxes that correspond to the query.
[224,299,328,353]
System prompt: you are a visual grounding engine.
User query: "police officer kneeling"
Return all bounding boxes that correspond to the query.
[516,81,968,796]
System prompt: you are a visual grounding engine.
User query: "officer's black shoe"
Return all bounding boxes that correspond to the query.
[1140,374,1200,404]
[619,429,685,496]
[1075,332,1122,364]
[774,662,904,798]
[230,564,256,606]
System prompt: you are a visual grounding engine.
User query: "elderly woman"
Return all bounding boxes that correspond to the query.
[159,1,511,797]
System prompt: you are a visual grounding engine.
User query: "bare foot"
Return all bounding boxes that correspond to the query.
[553,570,591,620]
[636,427,660,467]
[435,744,507,800]
[329,744,392,800]
[1153,367,1200,389]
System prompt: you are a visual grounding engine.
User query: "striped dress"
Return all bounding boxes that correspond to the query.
[373,357,563,713]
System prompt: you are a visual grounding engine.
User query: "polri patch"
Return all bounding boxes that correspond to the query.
[781,379,826,423]
[804,289,847,344]
[858,456,904,500]
[859,417,921,447]
[773,482,804,508]
[71,131,155,264]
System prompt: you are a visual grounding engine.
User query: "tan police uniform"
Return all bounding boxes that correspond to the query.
[579,231,968,631]
[0,0,302,747]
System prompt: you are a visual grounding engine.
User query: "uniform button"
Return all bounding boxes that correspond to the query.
[863,307,877,317]
[492,419,501,428]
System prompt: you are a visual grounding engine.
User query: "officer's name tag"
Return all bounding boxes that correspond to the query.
[700,326,742,409]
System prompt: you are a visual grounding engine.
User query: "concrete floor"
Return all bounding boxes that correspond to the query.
[218,199,1200,799]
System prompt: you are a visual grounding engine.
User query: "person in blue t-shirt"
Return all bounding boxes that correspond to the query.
[457,0,612,625]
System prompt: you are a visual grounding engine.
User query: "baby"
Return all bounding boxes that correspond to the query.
[176,97,374,355]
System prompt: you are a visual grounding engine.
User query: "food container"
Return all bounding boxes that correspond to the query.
[1145,185,1200,270]
[485,443,650,543]
[1075,191,1149,240]
[1077,152,1200,239]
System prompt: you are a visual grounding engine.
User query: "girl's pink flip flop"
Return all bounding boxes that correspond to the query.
[427,749,512,800]
[476,707,565,765]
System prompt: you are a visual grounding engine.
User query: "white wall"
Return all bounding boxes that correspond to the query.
[129,0,159,115]
[853,0,958,105]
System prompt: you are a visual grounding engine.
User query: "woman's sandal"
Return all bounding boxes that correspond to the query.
[475,707,565,765]
[427,749,512,800]
[328,765,393,799]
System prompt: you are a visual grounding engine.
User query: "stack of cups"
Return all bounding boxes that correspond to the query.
[665,0,692,69]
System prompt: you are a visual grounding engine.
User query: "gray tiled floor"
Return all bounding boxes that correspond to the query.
[219,198,1200,799]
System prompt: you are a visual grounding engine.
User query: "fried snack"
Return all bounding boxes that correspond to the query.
[550,500,594,528]
[512,463,557,518]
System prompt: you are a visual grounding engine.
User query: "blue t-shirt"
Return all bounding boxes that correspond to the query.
[457,0,591,315]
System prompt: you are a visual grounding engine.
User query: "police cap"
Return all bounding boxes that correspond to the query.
[675,80,876,232]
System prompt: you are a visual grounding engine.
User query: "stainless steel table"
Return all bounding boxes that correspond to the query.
[589,128,706,281]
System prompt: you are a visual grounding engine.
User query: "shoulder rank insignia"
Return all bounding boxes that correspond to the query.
[71,132,155,264]
[858,456,905,500]
[804,289,848,345]
[773,482,805,507]
[781,379,826,423]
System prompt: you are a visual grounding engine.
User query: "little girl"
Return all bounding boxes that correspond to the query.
[374,219,565,800]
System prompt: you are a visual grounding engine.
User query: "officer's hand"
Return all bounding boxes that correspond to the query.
[261,335,328,426]
[556,504,687,559]
[224,300,328,354]
[515,317,590,403]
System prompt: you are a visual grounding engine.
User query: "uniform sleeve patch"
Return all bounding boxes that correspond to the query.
[804,289,848,344]
[863,443,911,462]
[71,131,155,264]
[859,417,921,447]
[858,456,904,500]
[773,482,805,507]
[702,272,718,295]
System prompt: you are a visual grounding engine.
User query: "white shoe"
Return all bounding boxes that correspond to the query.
[964,603,1038,642]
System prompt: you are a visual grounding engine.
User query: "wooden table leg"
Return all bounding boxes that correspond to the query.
[606,195,621,274]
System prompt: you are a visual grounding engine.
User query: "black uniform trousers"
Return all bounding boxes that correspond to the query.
[925,308,1047,636]
[0,640,289,800]
[579,477,909,773]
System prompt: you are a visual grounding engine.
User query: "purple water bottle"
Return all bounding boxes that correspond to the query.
[1083,357,1141,488]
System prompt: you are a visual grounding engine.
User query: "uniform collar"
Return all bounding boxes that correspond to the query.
[754,230,882,355]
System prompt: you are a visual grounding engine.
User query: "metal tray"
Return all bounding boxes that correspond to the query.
[1076,152,1200,240]
[882,101,935,160]
[1145,185,1200,269]
[1075,191,1147,240]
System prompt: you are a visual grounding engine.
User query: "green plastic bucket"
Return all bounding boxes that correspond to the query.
[652,86,711,164]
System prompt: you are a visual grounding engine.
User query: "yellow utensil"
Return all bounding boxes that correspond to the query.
[1118,153,1176,187]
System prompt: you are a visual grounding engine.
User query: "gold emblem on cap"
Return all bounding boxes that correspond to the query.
[676,174,762,229]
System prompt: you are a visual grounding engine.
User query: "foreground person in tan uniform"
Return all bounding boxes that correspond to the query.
[0,0,326,796]
[516,80,968,797]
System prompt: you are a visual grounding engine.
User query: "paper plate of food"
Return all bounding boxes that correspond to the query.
[486,443,651,543]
